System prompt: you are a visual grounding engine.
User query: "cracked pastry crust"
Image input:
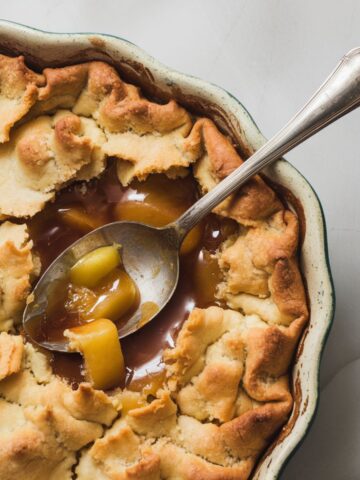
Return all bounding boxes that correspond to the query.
[0,54,309,479]
[0,222,36,331]
[0,336,119,480]
[0,55,44,143]
[0,111,106,217]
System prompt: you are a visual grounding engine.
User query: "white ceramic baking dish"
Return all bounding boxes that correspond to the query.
[0,20,335,479]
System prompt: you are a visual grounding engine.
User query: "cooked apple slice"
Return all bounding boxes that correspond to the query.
[88,269,137,321]
[65,318,125,390]
[70,245,121,288]
[58,207,103,233]
[115,201,202,255]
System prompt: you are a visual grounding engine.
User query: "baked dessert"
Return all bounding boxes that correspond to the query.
[0,54,308,479]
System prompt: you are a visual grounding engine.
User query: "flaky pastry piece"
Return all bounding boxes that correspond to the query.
[218,209,308,327]
[0,334,119,480]
[77,417,162,480]
[0,55,44,143]
[77,307,295,480]
[0,110,106,217]
[0,222,36,331]
[193,119,283,226]
[162,306,296,476]
[0,332,23,380]
[77,389,255,480]
[27,60,197,186]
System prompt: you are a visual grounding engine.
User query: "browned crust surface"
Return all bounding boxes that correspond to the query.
[0,54,309,479]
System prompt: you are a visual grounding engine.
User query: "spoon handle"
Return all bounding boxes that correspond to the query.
[173,47,360,241]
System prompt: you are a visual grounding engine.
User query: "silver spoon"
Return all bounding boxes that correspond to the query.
[24,47,360,352]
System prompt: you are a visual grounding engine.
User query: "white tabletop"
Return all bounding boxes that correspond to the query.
[2,1,359,477]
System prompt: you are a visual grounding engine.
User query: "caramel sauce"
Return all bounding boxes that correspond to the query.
[29,269,140,345]
[27,164,237,389]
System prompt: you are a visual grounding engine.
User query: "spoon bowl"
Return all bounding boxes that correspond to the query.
[23,221,180,352]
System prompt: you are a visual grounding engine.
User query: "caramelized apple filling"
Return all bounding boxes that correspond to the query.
[114,175,202,255]
[67,246,138,323]
[32,245,139,389]
[41,245,137,389]
[28,166,237,390]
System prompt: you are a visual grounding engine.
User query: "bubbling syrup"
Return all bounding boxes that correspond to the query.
[27,164,237,389]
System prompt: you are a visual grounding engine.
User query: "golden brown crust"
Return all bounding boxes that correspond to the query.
[0,54,309,479]
[193,118,283,225]
[0,424,75,480]
[0,339,118,479]
[0,332,23,380]
[0,55,44,143]
[221,398,292,458]
[77,419,161,480]
[0,222,35,331]
[153,441,254,480]
[243,318,306,401]
[31,60,197,186]
[218,210,299,298]
[0,110,106,217]
[163,305,295,438]
[127,390,177,436]
[36,63,89,113]
[63,383,120,426]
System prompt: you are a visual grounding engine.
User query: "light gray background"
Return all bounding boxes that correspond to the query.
[2,1,359,478]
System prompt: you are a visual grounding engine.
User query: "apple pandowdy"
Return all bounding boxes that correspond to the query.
[0,54,308,480]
